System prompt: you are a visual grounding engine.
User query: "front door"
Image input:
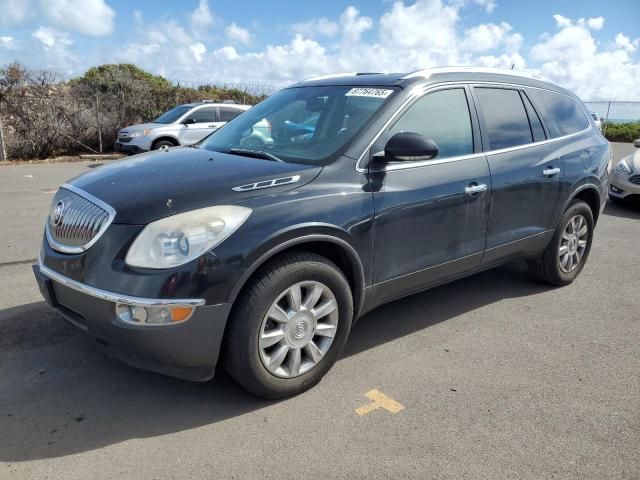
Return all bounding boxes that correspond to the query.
[369,86,491,304]
[179,106,218,145]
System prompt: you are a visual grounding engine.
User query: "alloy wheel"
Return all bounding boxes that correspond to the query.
[558,214,589,273]
[258,281,339,378]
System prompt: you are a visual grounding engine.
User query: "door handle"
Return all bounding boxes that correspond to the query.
[464,183,488,195]
[543,167,561,177]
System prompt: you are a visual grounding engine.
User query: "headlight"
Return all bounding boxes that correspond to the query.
[130,129,150,138]
[125,205,252,269]
[615,158,633,175]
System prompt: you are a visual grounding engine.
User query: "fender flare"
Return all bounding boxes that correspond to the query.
[228,233,367,319]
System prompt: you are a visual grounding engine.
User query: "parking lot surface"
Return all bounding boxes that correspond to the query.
[0,144,638,479]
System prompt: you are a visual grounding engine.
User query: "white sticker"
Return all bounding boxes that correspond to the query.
[345,88,394,98]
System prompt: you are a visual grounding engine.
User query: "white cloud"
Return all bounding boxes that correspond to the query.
[531,15,640,100]
[471,0,497,13]
[586,17,604,30]
[189,42,206,62]
[292,18,339,38]
[461,22,521,52]
[614,33,638,53]
[32,26,72,48]
[41,0,115,36]
[0,36,17,50]
[191,0,215,33]
[0,0,31,25]
[226,23,252,46]
[340,6,373,44]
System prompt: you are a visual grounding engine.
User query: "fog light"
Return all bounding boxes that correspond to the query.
[610,185,623,194]
[115,303,195,325]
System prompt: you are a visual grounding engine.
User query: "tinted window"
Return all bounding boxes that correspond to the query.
[189,107,217,123]
[154,105,192,124]
[476,88,532,150]
[527,89,589,138]
[218,107,243,122]
[521,92,546,142]
[389,88,473,159]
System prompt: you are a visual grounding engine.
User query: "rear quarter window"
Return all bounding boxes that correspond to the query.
[526,89,589,138]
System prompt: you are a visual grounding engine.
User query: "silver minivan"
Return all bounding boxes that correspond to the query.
[115,101,251,154]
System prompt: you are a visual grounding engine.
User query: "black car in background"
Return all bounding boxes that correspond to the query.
[33,67,611,398]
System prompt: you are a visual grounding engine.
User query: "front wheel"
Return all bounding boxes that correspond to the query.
[528,200,594,286]
[223,251,353,399]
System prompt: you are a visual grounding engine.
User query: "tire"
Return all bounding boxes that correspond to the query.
[527,200,594,286]
[152,139,176,150]
[223,251,353,399]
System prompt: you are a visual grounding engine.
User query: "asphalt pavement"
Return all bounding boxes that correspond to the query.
[0,144,638,479]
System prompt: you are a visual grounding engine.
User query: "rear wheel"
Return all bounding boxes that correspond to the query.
[528,200,594,286]
[223,251,353,399]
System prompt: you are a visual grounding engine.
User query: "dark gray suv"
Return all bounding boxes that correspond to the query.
[34,67,611,398]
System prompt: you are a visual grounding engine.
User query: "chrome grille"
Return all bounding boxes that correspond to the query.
[629,175,640,185]
[46,185,115,253]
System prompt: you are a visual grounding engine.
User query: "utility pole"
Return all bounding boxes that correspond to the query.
[95,91,103,153]
[0,95,6,162]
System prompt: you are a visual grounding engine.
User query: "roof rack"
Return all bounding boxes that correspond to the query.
[301,72,357,82]
[402,66,555,84]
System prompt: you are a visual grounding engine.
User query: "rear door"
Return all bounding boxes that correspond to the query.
[179,106,218,145]
[472,86,562,264]
[369,86,491,303]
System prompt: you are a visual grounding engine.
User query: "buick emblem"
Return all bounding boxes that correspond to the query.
[53,201,65,225]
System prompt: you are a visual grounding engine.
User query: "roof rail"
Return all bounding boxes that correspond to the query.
[402,66,555,84]
[301,72,357,82]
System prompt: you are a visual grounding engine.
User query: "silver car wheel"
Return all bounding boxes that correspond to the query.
[558,214,588,273]
[258,281,339,378]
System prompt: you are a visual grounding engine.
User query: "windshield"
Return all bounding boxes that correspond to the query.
[154,105,193,124]
[198,85,398,165]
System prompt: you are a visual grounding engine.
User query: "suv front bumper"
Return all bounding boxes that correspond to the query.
[609,169,640,200]
[33,261,232,381]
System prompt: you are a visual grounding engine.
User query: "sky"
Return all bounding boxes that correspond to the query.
[0,0,638,100]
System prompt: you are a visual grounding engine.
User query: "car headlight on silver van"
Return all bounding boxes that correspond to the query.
[130,129,151,138]
[615,158,633,175]
[125,206,252,269]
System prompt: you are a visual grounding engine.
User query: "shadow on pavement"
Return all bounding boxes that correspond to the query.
[603,200,640,220]
[0,261,550,462]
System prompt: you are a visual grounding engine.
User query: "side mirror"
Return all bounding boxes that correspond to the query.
[383,132,438,162]
[182,118,196,125]
[634,139,640,148]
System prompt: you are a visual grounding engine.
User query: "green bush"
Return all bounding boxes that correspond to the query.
[604,122,640,143]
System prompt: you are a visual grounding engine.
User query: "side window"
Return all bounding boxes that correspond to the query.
[475,88,532,150]
[388,88,474,159]
[189,107,217,123]
[521,92,546,142]
[527,89,589,138]
[218,107,243,122]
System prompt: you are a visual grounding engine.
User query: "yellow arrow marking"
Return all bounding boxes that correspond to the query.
[355,389,404,416]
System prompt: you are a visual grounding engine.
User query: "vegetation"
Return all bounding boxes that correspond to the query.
[0,63,269,160]
[603,122,640,143]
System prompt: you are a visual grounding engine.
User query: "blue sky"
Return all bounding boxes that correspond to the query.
[0,0,638,99]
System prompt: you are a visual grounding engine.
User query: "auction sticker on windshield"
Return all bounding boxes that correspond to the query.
[345,88,394,98]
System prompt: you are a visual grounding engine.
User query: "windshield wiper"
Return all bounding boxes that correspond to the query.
[228,148,284,163]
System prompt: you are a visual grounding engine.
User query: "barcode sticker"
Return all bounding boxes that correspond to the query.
[345,88,394,98]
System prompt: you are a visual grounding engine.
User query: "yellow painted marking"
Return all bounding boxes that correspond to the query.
[355,389,404,416]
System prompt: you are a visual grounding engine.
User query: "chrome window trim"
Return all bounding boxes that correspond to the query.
[356,80,592,173]
[37,260,205,307]
[45,183,117,254]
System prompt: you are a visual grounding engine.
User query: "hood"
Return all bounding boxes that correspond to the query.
[68,147,322,224]
[119,123,164,133]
